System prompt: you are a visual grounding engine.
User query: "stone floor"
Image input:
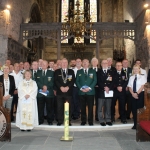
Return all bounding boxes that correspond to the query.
[0,124,150,150]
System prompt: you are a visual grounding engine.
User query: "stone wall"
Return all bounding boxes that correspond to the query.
[0,0,39,64]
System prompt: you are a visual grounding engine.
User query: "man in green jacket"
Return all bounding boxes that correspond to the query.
[36,60,54,125]
[76,59,97,126]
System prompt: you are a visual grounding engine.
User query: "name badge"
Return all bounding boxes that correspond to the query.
[48,77,52,81]
[122,76,125,80]
[89,73,93,78]
[67,75,72,81]
[107,76,112,81]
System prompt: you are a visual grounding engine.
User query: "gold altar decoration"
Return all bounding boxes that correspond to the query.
[62,0,93,42]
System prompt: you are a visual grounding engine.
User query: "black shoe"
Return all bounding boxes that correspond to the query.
[48,122,53,125]
[44,116,47,120]
[106,122,112,126]
[121,120,127,124]
[100,122,106,126]
[127,117,131,120]
[95,118,99,121]
[81,122,86,125]
[89,122,93,126]
[131,126,136,130]
[39,122,43,125]
[21,130,25,132]
[27,130,31,132]
[57,122,62,126]
[111,118,115,123]
[118,116,121,119]
[69,122,72,126]
[72,116,78,120]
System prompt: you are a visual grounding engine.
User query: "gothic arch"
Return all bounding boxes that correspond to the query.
[29,3,41,23]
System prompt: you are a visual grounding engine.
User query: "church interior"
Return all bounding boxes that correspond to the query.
[0,0,150,149]
[0,0,149,69]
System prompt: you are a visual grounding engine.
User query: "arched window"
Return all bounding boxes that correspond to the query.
[61,0,97,43]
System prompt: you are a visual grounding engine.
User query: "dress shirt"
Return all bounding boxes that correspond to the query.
[0,70,3,75]
[48,68,54,71]
[140,68,147,80]
[83,68,89,74]
[4,78,10,96]
[42,69,47,75]
[117,71,121,74]
[103,69,107,73]
[73,67,83,87]
[93,67,98,72]
[127,74,147,92]
[39,67,42,70]
[10,70,23,89]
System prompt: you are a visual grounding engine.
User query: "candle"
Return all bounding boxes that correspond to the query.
[64,102,69,140]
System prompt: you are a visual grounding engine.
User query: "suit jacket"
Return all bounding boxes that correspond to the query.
[54,69,75,96]
[92,67,100,86]
[30,69,37,81]
[122,67,132,81]
[0,75,15,96]
[113,71,128,94]
[147,69,150,82]
[76,68,97,95]
[108,66,116,75]
[97,69,114,98]
[36,70,54,98]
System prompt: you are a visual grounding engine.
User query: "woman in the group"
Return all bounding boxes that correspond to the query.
[128,64,147,129]
[0,65,15,110]
[16,70,38,131]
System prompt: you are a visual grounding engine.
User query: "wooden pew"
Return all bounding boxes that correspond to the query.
[0,82,11,141]
[136,83,150,142]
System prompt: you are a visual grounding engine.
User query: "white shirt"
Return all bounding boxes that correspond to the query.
[10,70,23,89]
[48,68,54,71]
[4,78,10,96]
[0,70,3,75]
[39,67,42,70]
[127,74,147,92]
[93,67,98,72]
[73,67,83,77]
[140,68,147,80]
[103,68,108,73]
[83,68,89,74]
[42,69,47,75]
[73,67,83,87]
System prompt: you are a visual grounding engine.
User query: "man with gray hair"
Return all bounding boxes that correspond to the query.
[97,59,114,126]
[91,57,100,121]
[107,57,116,74]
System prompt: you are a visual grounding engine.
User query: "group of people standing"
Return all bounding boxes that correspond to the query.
[0,57,148,131]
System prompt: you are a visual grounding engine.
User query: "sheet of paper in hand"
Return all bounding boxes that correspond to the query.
[104,90,113,97]
[39,89,49,96]
[81,85,92,92]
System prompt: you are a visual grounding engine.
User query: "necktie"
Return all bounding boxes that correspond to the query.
[118,71,120,75]
[63,69,66,78]
[85,69,87,75]
[133,75,137,92]
[94,68,96,72]
[104,70,106,74]
[43,70,45,76]
[124,69,127,78]
[34,71,37,78]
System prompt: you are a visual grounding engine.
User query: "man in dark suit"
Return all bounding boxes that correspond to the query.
[97,59,114,126]
[76,59,97,126]
[112,62,128,124]
[91,57,100,121]
[122,59,132,119]
[54,58,75,126]
[36,60,54,125]
[107,57,116,75]
[31,61,38,81]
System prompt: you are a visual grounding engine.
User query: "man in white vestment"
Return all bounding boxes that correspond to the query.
[16,70,38,131]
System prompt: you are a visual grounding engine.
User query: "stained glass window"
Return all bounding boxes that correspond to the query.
[61,0,97,43]
[90,0,97,43]
[61,0,69,43]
